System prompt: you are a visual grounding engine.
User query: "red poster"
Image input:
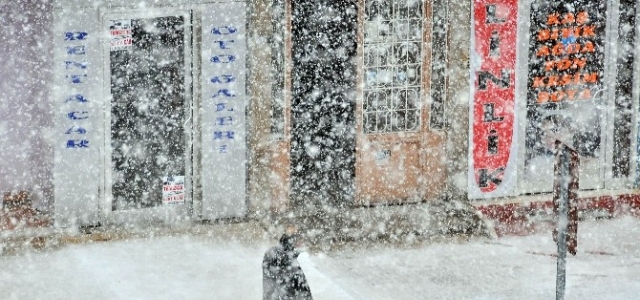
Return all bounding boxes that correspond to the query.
[470,0,518,195]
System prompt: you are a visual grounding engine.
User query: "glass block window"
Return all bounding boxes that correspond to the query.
[363,0,423,134]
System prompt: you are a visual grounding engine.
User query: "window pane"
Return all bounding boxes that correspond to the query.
[363,0,422,134]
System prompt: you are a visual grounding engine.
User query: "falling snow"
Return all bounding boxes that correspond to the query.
[2,0,640,299]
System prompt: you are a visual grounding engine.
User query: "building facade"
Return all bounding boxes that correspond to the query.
[1,0,639,231]
[258,0,448,213]
[469,0,640,202]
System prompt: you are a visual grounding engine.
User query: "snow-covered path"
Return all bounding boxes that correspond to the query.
[1,217,639,300]
[305,217,640,300]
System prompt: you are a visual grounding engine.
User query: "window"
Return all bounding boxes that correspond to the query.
[270,0,286,138]
[429,0,447,130]
[363,0,423,133]
[613,0,636,178]
[109,16,187,210]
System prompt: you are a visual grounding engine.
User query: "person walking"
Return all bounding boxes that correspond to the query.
[262,226,313,300]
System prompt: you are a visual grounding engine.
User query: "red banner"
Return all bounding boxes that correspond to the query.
[471,0,518,194]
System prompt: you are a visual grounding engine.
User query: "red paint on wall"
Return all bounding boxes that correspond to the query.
[476,193,640,237]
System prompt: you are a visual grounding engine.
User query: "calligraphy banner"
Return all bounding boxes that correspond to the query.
[201,1,248,219]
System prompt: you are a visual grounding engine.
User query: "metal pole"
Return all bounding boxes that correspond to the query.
[556,147,570,300]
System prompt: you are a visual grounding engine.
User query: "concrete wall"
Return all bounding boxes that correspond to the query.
[0,1,54,210]
[247,0,279,216]
[445,0,471,199]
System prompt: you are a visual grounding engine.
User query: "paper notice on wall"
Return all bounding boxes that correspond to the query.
[109,19,132,51]
[162,176,185,205]
[375,149,391,166]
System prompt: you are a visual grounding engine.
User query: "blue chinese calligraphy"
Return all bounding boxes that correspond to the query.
[66,46,86,55]
[66,74,87,84]
[62,30,90,149]
[214,131,235,140]
[64,31,89,41]
[65,126,88,135]
[211,26,238,35]
[212,89,235,98]
[210,55,236,63]
[67,111,89,120]
[210,75,235,84]
[215,103,234,112]
[66,139,89,148]
[213,40,235,49]
[65,94,88,103]
[210,24,241,155]
[216,116,233,126]
[64,61,88,69]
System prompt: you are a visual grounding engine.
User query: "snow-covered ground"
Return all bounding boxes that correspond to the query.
[1,217,639,300]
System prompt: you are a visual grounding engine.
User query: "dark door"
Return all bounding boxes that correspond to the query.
[109,16,187,210]
[290,0,358,208]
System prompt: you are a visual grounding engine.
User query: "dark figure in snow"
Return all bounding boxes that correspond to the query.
[263,227,313,300]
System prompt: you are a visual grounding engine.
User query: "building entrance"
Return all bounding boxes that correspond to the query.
[104,11,193,216]
[290,0,358,207]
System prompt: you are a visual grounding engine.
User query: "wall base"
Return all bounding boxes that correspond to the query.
[474,190,640,237]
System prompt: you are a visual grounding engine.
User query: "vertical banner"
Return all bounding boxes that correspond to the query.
[201,2,248,219]
[524,0,606,189]
[53,7,101,226]
[469,0,519,198]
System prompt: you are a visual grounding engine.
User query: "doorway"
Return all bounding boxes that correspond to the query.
[104,11,192,215]
[290,0,358,207]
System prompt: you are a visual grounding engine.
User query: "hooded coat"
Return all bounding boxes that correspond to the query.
[263,234,313,300]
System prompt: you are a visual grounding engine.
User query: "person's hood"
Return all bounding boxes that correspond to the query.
[279,233,296,252]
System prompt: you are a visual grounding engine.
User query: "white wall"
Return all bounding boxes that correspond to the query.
[0,1,54,210]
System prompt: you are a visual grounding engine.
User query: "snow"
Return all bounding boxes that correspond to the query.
[1,217,639,300]
[2,2,640,299]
